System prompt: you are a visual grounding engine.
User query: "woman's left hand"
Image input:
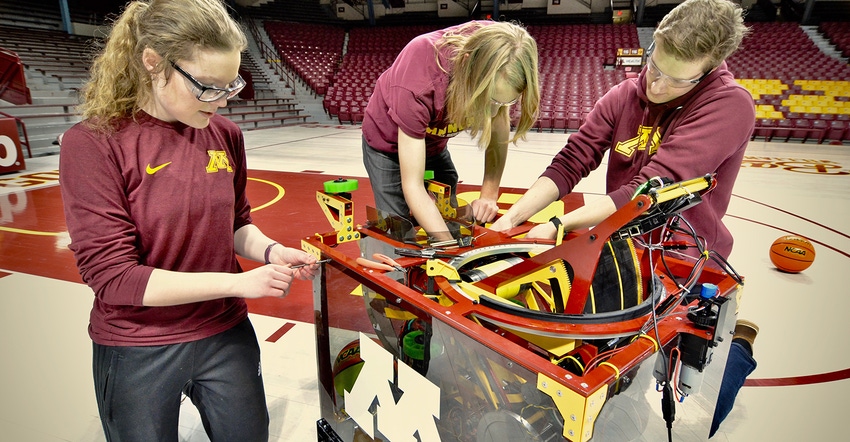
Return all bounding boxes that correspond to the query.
[525,222,558,239]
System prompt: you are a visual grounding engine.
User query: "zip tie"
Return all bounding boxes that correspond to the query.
[631,333,659,352]
[598,362,620,380]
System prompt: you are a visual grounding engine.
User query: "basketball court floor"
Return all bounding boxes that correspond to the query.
[1,122,847,441]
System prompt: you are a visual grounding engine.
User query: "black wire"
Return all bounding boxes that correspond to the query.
[709,250,745,285]
[674,214,744,286]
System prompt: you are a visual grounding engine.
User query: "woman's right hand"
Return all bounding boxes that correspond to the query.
[236,264,297,299]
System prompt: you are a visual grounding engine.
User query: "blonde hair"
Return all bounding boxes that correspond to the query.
[79,0,247,132]
[440,21,540,149]
[653,0,750,69]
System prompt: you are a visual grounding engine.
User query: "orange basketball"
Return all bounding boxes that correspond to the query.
[769,235,815,273]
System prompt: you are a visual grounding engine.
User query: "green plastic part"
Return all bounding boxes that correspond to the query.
[323,178,358,193]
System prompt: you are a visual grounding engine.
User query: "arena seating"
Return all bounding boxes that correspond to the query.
[216,98,309,130]
[0,25,91,92]
[526,24,638,131]
[819,22,850,59]
[264,21,345,97]
[310,22,639,127]
[276,20,848,142]
[726,22,850,143]
[2,2,849,151]
[322,25,437,123]
[0,24,310,156]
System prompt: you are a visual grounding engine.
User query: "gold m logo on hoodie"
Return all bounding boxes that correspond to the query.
[206,151,233,173]
[614,125,661,158]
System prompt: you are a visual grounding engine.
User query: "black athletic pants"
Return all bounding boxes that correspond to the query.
[92,318,269,442]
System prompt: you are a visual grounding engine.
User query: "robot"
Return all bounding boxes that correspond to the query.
[305,174,744,442]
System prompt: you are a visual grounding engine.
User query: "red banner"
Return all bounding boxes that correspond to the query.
[0,118,25,174]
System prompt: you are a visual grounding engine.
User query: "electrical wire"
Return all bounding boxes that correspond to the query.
[583,346,629,373]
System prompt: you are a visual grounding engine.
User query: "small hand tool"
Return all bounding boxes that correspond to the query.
[291,259,331,269]
[355,253,406,272]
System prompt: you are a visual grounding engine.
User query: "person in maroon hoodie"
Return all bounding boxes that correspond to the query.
[491,0,753,263]
[490,0,757,438]
[59,0,318,440]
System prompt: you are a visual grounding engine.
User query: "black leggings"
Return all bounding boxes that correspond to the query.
[92,318,269,442]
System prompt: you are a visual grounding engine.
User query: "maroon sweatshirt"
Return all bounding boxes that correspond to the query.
[542,62,755,259]
[60,112,251,346]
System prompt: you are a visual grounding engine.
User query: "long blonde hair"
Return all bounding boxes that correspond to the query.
[440,21,540,149]
[79,0,247,132]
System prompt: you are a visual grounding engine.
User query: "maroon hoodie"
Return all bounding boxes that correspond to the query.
[541,61,755,259]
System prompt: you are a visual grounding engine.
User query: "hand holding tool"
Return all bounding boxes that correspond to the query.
[291,259,331,269]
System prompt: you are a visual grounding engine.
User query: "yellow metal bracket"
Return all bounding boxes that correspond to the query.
[301,239,323,261]
[649,174,712,205]
[495,259,572,311]
[425,258,460,281]
[316,191,360,245]
[538,373,608,441]
[425,179,456,219]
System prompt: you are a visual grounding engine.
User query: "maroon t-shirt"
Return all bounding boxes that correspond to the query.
[362,21,493,157]
[60,112,250,346]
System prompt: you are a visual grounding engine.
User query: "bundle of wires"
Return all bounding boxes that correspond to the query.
[640,214,743,441]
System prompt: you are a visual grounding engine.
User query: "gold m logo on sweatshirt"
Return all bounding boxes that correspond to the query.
[206,151,233,173]
[614,125,661,158]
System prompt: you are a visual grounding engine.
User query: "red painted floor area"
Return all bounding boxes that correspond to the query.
[0,169,375,323]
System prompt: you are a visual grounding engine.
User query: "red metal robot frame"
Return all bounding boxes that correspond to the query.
[305,175,740,441]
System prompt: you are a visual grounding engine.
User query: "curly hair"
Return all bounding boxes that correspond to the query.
[79,0,247,132]
[653,0,750,69]
[439,21,540,149]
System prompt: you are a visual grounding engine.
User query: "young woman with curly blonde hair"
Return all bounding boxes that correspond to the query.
[61,1,319,439]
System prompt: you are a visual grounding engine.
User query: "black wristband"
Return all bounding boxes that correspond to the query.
[264,242,279,264]
[550,216,566,239]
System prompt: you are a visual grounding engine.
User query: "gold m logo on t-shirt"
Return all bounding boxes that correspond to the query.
[206,151,233,173]
[614,125,661,158]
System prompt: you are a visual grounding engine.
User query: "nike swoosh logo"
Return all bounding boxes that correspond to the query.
[145,162,172,175]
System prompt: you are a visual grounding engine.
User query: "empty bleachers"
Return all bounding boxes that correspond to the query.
[219,97,309,130]
[0,25,93,92]
[727,22,850,143]
[531,23,637,132]
[819,22,850,59]
[264,21,345,97]
[324,25,438,124]
[0,25,311,156]
[291,20,849,143]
